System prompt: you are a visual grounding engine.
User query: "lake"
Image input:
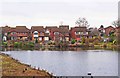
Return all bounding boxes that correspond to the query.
[1,49,119,76]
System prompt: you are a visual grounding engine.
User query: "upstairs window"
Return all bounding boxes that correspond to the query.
[11,32,16,34]
[54,32,59,35]
[40,32,43,34]
[34,31,38,35]
[75,32,79,35]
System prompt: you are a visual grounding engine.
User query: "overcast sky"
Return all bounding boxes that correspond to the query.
[0,0,119,28]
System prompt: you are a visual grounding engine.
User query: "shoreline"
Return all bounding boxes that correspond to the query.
[0,53,53,77]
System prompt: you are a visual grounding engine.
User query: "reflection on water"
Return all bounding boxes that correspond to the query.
[1,46,119,51]
[2,50,118,76]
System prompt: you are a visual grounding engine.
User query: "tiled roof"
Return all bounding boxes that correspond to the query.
[59,25,69,29]
[2,26,11,33]
[31,26,44,32]
[71,27,88,32]
[16,26,29,32]
[45,26,58,30]
[104,26,115,29]
[9,26,29,33]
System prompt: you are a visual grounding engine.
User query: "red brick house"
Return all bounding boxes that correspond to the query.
[31,26,45,42]
[45,26,58,41]
[88,27,99,37]
[104,26,115,36]
[51,27,60,41]
[59,25,70,41]
[70,26,89,41]
[9,26,30,41]
[45,25,70,41]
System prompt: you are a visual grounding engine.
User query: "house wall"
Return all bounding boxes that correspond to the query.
[105,27,115,36]
[32,31,45,42]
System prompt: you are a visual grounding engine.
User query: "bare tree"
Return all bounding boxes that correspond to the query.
[75,17,90,27]
[112,20,120,27]
[112,20,120,46]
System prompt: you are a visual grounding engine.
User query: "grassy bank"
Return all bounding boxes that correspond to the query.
[0,53,52,77]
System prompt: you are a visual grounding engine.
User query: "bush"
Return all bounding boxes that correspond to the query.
[27,42,34,47]
[81,37,85,43]
[48,42,52,45]
[3,42,7,46]
[113,40,117,44]
[14,42,22,47]
[109,38,114,42]
[14,42,19,47]
[71,39,76,44]
[35,39,38,43]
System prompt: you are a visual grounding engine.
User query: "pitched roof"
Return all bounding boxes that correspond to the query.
[1,26,11,33]
[31,26,44,32]
[59,28,69,33]
[59,25,69,30]
[15,26,29,32]
[45,26,58,30]
[45,26,59,32]
[71,27,88,32]
[104,26,115,29]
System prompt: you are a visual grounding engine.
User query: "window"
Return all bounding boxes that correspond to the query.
[44,37,49,41]
[45,30,50,33]
[75,32,79,35]
[80,32,83,35]
[86,32,88,35]
[40,32,43,34]
[34,31,38,35]
[54,32,59,35]
[39,37,42,41]
[12,32,16,34]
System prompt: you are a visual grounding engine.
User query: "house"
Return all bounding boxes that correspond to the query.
[9,27,17,40]
[104,26,115,36]
[1,26,11,41]
[31,26,45,42]
[59,25,70,41]
[88,27,99,37]
[45,26,58,41]
[51,27,60,41]
[9,26,30,41]
[98,25,105,36]
[70,26,89,41]
[115,26,120,37]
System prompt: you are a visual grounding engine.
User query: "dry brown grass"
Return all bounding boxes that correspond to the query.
[0,53,52,76]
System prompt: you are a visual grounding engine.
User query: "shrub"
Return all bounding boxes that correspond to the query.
[14,42,22,47]
[71,39,76,44]
[27,42,34,47]
[14,42,19,47]
[81,37,85,43]
[47,42,51,45]
[113,40,117,44]
[3,42,7,46]
[35,39,38,43]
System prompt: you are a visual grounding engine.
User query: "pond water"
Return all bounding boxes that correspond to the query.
[1,49,118,76]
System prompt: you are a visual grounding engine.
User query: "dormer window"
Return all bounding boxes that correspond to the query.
[45,29,50,33]
[33,31,38,38]
[34,31,38,35]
